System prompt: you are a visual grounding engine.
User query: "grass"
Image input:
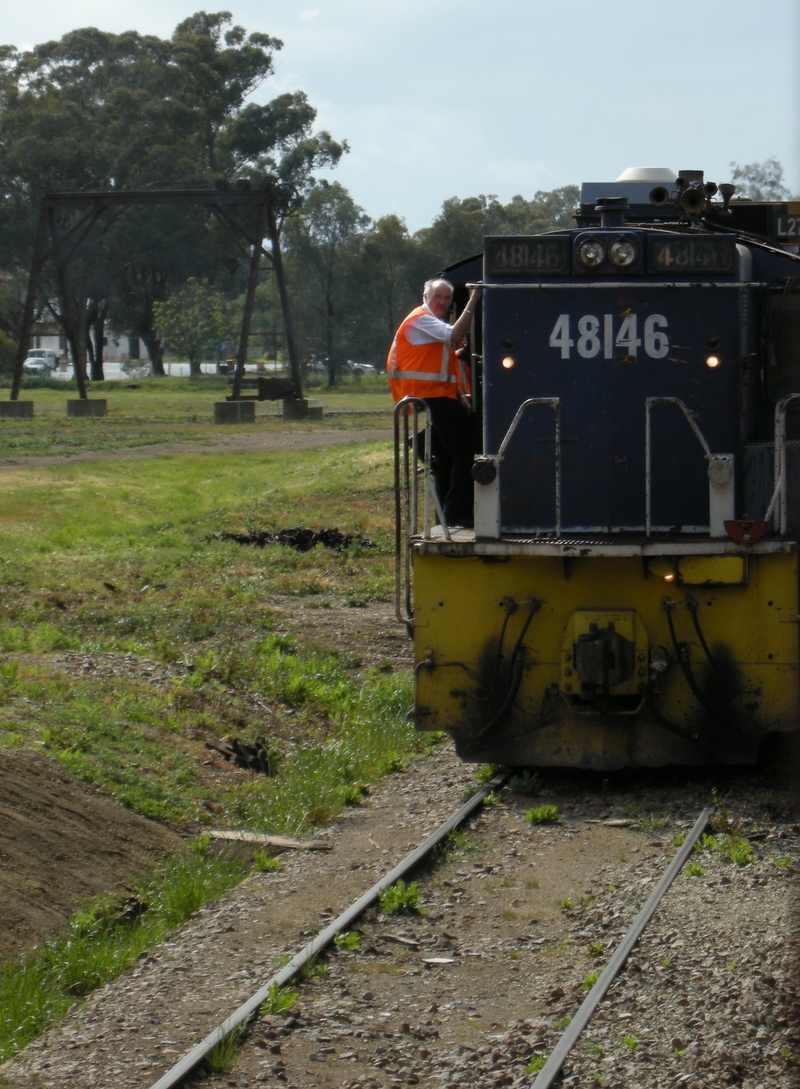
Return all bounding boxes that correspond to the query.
[206,1028,241,1072]
[719,835,754,867]
[685,862,707,877]
[0,442,420,829]
[0,430,430,1062]
[333,931,361,950]
[259,981,298,1016]
[252,849,281,872]
[507,770,540,795]
[695,830,754,867]
[0,375,393,459]
[525,804,561,825]
[524,1056,547,1073]
[0,837,246,1062]
[581,972,600,991]
[434,828,484,862]
[378,879,423,915]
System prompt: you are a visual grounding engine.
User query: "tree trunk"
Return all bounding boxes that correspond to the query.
[189,351,201,377]
[142,333,164,376]
[92,318,105,380]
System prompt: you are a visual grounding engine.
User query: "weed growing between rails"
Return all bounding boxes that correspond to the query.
[0,837,246,1064]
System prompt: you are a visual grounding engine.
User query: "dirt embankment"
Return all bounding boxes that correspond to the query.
[0,748,182,961]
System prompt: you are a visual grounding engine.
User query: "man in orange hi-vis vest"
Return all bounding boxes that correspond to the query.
[388,279,482,527]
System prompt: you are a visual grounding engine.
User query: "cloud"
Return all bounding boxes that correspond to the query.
[299,8,319,20]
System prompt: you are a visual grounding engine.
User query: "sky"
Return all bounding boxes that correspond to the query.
[6,0,800,233]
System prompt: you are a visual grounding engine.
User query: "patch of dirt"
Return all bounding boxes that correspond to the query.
[221,526,375,552]
[269,596,414,671]
[0,427,392,469]
[0,748,182,961]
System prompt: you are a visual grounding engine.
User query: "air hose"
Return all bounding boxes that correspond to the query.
[644,655,707,750]
[464,597,541,752]
[664,600,739,731]
[685,597,722,677]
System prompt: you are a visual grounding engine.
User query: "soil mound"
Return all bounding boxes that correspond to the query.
[0,747,182,961]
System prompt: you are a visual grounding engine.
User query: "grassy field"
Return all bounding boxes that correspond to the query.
[0,374,393,459]
[0,380,421,1062]
[0,434,418,827]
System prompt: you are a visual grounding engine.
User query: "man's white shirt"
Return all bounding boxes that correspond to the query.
[405,303,453,346]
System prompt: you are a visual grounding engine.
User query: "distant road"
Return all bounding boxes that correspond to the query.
[1,428,393,470]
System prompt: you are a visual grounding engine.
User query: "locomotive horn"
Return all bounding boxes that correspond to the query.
[680,186,706,214]
[649,185,672,207]
[718,183,737,213]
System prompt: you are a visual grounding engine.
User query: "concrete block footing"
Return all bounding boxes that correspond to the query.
[0,401,33,418]
[67,399,107,418]
[214,400,256,424]
[282,398,314,420]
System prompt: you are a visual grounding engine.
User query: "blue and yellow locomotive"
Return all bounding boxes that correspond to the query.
[395,167,800,768]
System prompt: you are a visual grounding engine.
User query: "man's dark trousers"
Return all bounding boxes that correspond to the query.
[426,397,481,528]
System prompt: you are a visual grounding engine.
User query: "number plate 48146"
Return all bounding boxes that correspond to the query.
[548,313,669,361]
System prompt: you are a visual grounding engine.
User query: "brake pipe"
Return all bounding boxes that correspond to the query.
[529,803,715,1089]
[148,770,508,1089]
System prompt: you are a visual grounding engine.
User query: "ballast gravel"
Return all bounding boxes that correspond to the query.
[2,748,798,1089]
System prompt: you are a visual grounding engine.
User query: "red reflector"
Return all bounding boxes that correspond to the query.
[724,520,768,543]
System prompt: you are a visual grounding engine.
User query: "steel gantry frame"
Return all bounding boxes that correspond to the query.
[10,182,304,403]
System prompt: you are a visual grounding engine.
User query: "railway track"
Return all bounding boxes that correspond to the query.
[152,787,717,1089]
[4,748,798,1089]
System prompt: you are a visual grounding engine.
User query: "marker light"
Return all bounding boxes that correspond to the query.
[608,239,637,268]
[502,356,515,370]
[578,239,605,268]
[705,355,721,369]
[646,557,675,581]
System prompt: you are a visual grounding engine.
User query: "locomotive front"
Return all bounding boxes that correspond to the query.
[397,167,800,768]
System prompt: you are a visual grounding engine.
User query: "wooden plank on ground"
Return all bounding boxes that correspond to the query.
[209,830,333,851]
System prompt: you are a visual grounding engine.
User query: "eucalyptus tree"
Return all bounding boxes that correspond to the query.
[283,180,369,385]
[0,12,345,376]
[728,159,793,201]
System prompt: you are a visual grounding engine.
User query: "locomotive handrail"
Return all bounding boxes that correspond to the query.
[495,397,561,536]
[393,397,449,625]
[772,393,800,534]
[645,397,713,537]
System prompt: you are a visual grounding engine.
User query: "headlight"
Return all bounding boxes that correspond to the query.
[578,239,605,268]
[608,239,637,268]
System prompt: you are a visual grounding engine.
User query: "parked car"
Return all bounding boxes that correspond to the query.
[22,350,59,375]
[346,361,378,376]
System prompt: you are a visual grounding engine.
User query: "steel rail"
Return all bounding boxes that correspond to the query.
[529,803,715,1089]
[148,770,508,1089]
